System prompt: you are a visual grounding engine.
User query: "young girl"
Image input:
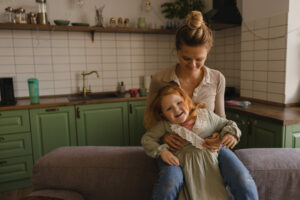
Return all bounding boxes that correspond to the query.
[142,84,241,200]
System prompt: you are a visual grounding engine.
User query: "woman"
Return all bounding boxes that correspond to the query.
[146,11,258,200]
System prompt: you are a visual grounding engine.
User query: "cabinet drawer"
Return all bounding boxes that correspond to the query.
[0,110,30,135]
[0,133,32,159]
[0,155,33,184]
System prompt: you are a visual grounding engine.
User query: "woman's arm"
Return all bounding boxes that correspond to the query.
[214,72,226,118]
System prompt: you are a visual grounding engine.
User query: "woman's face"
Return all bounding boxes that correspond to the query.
[161,93,189,124]
[177,44,208,72]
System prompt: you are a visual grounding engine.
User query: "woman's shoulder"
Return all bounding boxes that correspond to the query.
[205,66,225,79]
[152,65,176,81]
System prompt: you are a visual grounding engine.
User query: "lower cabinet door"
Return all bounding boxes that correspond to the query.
[285,124,300,148]
[249,118,284,148]
[0,155,33,192]
[30,106,77,162]
[76,102,129,146]
[129,101,146,146]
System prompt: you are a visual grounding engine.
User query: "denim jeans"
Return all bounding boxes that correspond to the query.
[152,147,258,200]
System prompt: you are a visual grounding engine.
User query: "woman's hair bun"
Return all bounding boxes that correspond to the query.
[185,10,204,29]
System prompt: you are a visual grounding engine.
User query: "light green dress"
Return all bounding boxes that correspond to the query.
[141,108,241,200]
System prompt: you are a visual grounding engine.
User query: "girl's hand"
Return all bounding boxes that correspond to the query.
[160,150,180,166]
[203,133,222,152]
[162,133,185,151]
[221,134,238,149]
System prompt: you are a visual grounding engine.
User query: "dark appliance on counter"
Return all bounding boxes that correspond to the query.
[0,77,16,105]
[225,86,236,99]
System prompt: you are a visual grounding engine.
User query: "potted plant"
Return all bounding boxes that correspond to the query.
[161,0,205,29]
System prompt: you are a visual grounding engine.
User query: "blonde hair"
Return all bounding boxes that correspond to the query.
[176,11,213,50]
[144,84,205,130]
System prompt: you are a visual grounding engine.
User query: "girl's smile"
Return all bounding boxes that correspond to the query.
[161,93,189,124]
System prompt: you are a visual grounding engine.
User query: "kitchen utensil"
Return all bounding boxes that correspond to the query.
[54,20,70,26]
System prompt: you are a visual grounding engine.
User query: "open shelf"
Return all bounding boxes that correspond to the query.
[0,23,176,34]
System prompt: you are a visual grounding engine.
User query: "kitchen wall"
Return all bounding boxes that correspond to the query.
[240,0,300,104]
[240,13,287,104]
[286,0,300,104]
[206,27,241,90]
[0,0,240,98]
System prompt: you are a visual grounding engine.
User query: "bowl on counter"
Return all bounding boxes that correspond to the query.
[54,20,70,26]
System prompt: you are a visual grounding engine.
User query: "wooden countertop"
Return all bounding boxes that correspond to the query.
[1,94,300,125]
[226,102,300,125]
[0,95,147,111]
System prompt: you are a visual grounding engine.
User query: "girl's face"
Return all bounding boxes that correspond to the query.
[161,93,189,124]
[177,44,208,72]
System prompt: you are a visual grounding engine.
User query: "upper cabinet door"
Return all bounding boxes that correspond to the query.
[128,100,146,146]
[30,106,77,162]
[76,102,129,146]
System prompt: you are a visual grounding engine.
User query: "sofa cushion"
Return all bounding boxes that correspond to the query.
[32,146,158,200]
[235,148,300,200]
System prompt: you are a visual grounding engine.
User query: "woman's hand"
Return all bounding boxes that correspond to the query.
[162,133,185,151]
[221,134,238,149]
[160,150,180,166]
[203,133,222,152]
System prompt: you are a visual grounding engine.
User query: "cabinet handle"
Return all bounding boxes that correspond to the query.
[45,108,59,112]
[76,107,80,118]
[0,160,7,165]
[129,103,133,114]
[0,137,5,141]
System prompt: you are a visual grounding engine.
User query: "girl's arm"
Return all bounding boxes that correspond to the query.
[207,110,241,141]
[141,121,169,158]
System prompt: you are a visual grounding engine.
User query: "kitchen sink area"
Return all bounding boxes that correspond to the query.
[67,92,120,101]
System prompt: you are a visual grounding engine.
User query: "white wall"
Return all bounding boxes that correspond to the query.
[242,0,288,22]
[286,0,300,104]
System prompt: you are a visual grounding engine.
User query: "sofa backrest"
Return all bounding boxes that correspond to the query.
[32,146,158,200]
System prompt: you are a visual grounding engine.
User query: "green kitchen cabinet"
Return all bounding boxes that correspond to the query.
[0,109,32,192]
[285,124,300,148]
[226,110,284,148]
[30,106,77,162]
[129,101,146,146]
[76,102,129,146]
[226,111,248,149]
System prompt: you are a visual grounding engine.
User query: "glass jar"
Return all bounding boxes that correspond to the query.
[36,0,48,25]
[5,7,14,23]
[14,8,26,24]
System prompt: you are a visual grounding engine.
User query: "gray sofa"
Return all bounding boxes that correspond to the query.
[24,146,300,200]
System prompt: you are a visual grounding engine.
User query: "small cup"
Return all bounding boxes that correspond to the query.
[129,89,138,97]
[138,88,147,97]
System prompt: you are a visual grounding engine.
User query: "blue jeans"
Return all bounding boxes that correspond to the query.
[152,147,258,200]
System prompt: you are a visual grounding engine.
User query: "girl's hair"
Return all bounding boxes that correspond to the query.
[176,10,213,50]
[144,84,205,130]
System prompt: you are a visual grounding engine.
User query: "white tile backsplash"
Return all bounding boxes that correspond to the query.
[240,13,288,103]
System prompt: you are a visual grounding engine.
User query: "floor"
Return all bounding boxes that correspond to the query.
[0,187,32,200]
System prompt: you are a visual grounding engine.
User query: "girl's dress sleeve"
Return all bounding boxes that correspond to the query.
[141,121,169,158]
[207,110,241,141]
